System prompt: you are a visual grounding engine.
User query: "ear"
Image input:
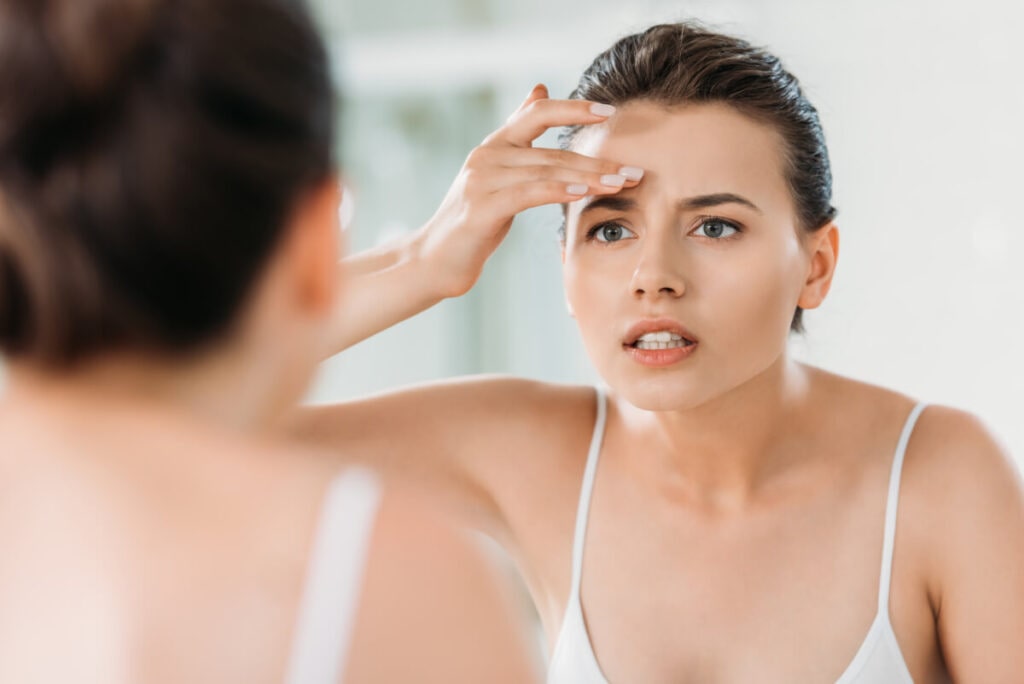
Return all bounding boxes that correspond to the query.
[797,222,839,311]
[282,175,344,316]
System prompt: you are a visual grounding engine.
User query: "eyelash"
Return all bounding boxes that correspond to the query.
[691,216,743,240]
[584,221,631,242]
[583,216,744,243]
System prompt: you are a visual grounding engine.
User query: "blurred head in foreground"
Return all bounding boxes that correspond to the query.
[0,0,342,420]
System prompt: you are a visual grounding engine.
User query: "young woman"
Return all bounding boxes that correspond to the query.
[293,23,1024,683]
[0,0,540,681]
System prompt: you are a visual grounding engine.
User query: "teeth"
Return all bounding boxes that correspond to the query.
[636,331,684,343]
[635,339,688,350]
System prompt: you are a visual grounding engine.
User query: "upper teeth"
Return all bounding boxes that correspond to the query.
[633,330,690,350]
[637,331,683,343]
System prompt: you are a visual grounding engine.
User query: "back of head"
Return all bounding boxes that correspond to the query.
[0,0,334,368]
[561,22,836,331]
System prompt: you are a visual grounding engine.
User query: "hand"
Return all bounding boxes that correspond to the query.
[413,84,642,298]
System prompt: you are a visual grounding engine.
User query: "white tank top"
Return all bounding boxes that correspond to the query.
[284,467,381,684]
[547,389,926,684]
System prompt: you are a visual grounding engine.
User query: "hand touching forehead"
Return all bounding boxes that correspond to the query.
[564,102,798,243]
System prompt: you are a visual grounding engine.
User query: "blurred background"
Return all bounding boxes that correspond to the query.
[306,0,1024,469]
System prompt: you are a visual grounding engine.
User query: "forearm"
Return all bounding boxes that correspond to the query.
[321,88,633,359]
[342,230,415,277]
[322,230,447,357]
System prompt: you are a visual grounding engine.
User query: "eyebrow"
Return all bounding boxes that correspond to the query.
[579,192,762,218]
[680,193,762,214]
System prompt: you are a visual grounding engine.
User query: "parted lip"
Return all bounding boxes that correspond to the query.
[623,318,699,346]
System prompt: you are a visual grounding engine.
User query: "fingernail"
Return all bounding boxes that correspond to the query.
[566,184,589,195]
[618,166,644,181]
[589,103,616,117]
[600,174,626,187]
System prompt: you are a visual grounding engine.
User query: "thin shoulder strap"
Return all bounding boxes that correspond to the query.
[877,402,928,615]
[284,467,382,684]
[569,387,609,599]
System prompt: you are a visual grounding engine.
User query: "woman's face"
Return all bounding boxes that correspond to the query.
[563,101,822,411]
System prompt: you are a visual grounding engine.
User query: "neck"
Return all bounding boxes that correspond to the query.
[3,343,286,433]
[616,354,820,510]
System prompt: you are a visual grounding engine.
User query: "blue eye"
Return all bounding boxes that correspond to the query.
[693,218,739,239]
[588,222,637,243]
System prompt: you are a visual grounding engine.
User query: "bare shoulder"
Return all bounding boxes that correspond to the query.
[807,365,916,416]
[807,367,1021,525]
[904,406,1024,679]
[812,366,1021,503]
[344,484,539,683]
[898,403,1022,523]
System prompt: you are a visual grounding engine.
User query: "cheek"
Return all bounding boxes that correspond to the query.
[563,251,624,346]
[699,241,805,345]
[563,255,600,323]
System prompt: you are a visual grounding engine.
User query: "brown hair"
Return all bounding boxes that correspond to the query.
[0,0,335,367]
[561,22,836,332]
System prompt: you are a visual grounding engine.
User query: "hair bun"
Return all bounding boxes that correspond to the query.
[0,0,157,157]
[0,0,335,367]
[48,0,157,98]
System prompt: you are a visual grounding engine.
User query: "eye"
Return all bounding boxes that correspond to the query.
[692,217,740,239]
[587,221,637,243]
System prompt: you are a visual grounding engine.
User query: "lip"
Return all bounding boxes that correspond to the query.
[626,343,698,367]
[622,318,699,368]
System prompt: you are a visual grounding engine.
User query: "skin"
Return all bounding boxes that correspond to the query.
[0,178,538,683]
[291,91,1024,682]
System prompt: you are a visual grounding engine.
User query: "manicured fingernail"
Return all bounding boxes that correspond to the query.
[600,174,626,187]
[618,166,644,181]
[566,184,589,195]
[589,103,616,117]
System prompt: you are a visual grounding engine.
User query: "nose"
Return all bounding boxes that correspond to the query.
[630,237,686,299]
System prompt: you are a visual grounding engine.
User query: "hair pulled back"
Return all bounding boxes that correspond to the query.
[562,22,836,331]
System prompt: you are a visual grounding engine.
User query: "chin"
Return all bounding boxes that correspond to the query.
[610,373,716,413]
[607,350,791,414]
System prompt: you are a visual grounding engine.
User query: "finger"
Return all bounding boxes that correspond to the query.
[490,146,644,182]
[511,83,549,116]
[497,98,617,148]
[489,179,626,217]
[479,165,639,194]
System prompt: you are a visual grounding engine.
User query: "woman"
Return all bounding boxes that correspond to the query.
[0,0,545,681]
[293,23,1024,683]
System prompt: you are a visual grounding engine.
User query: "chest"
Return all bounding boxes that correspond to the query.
[576,491,886,682]
[524,451,940,683]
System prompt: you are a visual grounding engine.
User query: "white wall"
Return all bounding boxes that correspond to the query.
[312,0,1024,468]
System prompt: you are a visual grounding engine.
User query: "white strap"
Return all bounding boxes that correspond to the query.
[569,388,608,597]
[284,467,381,684]
[878,403,927,614]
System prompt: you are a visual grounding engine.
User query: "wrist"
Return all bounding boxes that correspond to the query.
[407,222,471,300]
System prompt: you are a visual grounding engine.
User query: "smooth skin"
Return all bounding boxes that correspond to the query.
[0,178,537,683]
[289,87,1024,683]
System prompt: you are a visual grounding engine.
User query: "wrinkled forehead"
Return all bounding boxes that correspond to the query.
[566,101,793,225]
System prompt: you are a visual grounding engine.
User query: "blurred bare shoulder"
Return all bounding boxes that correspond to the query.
[343,483,540,683]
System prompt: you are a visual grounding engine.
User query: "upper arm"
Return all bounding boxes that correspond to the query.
[342,490,541,684]
[918,408,1024,681]
[282,376,574,540]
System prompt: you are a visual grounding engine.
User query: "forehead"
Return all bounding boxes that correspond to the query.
[568,101,793,220]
